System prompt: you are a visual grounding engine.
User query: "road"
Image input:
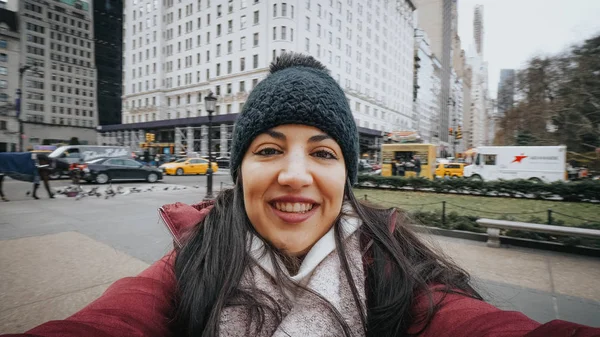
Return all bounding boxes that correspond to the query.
[1,170,234,202]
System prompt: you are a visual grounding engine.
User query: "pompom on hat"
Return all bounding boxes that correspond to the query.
[229,52,359,183]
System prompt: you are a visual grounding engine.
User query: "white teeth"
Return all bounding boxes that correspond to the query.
[274,202,314,213]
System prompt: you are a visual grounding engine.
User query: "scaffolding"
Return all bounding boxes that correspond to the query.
[97,124,235,158]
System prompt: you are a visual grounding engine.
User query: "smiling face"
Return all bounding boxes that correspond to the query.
[240,124,347,256]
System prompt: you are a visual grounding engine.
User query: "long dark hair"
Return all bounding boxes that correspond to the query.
[173,179,481,336]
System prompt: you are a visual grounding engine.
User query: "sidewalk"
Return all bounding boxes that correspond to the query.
[1,189,599,333]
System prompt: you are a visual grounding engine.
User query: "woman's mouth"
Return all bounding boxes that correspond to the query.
[273,202,314,213]
[269,201,319,224]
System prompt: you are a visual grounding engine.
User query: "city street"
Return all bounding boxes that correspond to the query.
[0,170,234,202]
[1,184,599,333]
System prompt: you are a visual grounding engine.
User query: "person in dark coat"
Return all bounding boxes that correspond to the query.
[4,53,598,337]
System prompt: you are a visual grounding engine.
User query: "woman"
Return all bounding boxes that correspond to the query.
[6,54,598,337]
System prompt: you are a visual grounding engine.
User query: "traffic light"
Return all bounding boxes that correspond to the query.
[456,126,463,139]
[145,133,155,142]
[449,128,453,136]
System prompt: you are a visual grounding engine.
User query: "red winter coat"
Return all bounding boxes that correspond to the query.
[3,201,598,337]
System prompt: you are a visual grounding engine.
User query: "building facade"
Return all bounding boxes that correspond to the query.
[413,31,440,143]
[473,4,483,56]
[94,0,124,126]
[14,0,99,148]
[0,8,19,151]
[413,0,456,144]
[496,68,515,117]
[110,0,417,158]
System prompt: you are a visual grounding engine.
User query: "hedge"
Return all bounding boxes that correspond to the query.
[356,176,600,202]
[408,210,600,249]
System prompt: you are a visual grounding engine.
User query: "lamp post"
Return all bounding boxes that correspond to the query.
[203,91,217,200]
[16,65,33,152]
[448,98,457,159]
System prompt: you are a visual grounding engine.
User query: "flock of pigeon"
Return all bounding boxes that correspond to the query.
[54,184,201,200]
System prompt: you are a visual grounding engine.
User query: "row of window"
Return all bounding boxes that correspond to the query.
[47,11,89,31]
[51,63,95,78]
[50,53,92,68]
[50,32,93,49]
[51,105,94,117]
[50,43,92,59]
[51,117,95,127]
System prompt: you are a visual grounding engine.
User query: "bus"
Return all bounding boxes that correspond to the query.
[381,143,437,179]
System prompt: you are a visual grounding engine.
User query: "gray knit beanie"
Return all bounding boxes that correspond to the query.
[230,53,359,183]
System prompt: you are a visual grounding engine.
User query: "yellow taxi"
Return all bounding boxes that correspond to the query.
[435,163,466,178]
[159,158,218,176]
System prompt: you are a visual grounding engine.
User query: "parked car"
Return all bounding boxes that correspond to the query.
[216,156,230,169]
[79,157,163,184]
[159,158,219,176]
[435,163,466,178]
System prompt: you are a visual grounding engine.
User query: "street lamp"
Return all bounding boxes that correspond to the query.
[16,65,34,152]
[203,91,217,200]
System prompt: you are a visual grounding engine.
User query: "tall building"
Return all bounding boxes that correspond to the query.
[413,30,441,143]
[496,68,515,117]
[0,7,19,151]
[412,0,456,144]
[110,0,417,158]
[15,0,98,148]
[473,4,483,56]
[94,0,123,126]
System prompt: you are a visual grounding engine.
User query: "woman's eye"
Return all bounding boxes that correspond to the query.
[312,150,338,160]
[255,148,282,156]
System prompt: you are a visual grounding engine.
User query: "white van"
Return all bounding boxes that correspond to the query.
[48,145,132,178]
[463,146,567,183]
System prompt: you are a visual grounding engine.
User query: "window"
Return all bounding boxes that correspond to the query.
[227,83,232,94]
[291,4,295,17]
[252,78,259,89]
[253,54,258,68]
[317,4,321,17]
[240,36,246,50]
[228,20,233,33]
[216,63,221,76]
[228,40,233,53]
[216,85,221,95]
[273,27,277,40]
[273,4,277,16]
[254,33,259,46]
[217,24,222,36]
[0,53,6,62]
[317,24,321,37]
[240,81,246,92]
[305,17,310,31]
[281,26,287,40]
[227,60,232,74]
[217,4,222,16]
[282,3,287,16]
[305,38,310,52]
[483,155,497,166]
[254,10,259,24]
[240,57,246,71]
[0,66,6,75]
[240,15,247,29]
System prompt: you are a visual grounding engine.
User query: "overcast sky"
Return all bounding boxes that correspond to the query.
[457,0,600,97]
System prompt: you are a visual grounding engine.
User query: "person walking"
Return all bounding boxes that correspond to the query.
[5,53,598,337]
[412,154,422,177]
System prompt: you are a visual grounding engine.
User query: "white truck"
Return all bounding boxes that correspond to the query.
[463,146,567,183]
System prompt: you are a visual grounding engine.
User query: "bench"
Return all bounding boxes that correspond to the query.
[476,218,600,248]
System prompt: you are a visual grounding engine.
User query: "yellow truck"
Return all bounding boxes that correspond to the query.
[381,143,437,179]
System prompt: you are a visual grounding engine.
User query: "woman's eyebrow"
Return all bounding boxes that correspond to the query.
[265,130,286,140]
[308,134,332,143]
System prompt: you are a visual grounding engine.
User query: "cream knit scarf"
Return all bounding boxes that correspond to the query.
[218,211,366,337]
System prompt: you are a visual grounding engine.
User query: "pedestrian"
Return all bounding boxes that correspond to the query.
[0,173,7,202]
[32,154,55,199]
[8,53,598,337]
[412,154,422,177]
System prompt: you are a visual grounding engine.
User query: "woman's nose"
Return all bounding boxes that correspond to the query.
[277,152,313,189]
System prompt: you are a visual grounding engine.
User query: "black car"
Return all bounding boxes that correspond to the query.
[83,158,163,184]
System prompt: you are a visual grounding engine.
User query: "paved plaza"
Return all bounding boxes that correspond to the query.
[1,181,599,333]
